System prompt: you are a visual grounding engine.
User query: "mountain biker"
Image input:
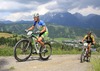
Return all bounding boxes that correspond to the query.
[26,13,48,48]
[81,31,95,55]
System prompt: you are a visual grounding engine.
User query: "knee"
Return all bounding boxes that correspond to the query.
[37,39,40,43]
[88,44,91,48]
[37,38,41,43]
[93,42,96,45]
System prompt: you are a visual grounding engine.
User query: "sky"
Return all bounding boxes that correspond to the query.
[0,0,100,21]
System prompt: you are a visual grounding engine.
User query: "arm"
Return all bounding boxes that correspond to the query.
[92,35,96,44]
[82,35,87,43]
[40,26,46,33]
[28,25,34,31]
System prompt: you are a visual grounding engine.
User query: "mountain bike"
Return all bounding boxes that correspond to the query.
[14,31,52,62]
[80,42,93,63]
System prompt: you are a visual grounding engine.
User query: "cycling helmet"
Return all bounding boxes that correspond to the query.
[87,31,92,35]
[33,13,39,17]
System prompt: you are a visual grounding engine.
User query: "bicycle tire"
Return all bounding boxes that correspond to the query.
[87,50,91,62]
[80,51,85,63]
[14,39,32,62]
[39,42,52,60]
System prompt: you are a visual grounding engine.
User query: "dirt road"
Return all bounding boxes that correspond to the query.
[0,55,92,71]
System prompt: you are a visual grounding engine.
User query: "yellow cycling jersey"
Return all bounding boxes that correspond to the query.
[84,35,95,42]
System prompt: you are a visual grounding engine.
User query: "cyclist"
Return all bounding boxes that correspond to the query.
[26,13,48,48]
[81,31,95,56]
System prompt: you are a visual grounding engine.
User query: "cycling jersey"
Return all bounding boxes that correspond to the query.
[84,35,94,43]
[33,20,48,38]
[33,20,48,32]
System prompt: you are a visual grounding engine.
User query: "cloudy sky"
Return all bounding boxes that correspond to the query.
[0,0,100,21]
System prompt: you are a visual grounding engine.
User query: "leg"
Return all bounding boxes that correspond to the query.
[37,37,44,47]
[88,43,91,53]
[93,41,95,45]
[37,31,48,47]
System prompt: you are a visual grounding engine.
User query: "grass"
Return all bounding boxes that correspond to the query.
[92,51,100,55]
[0,32,13,38]
[91,56,100,71]
[0,45,81,56]
[52,48,81,55]
[0,45,99,56]
[0,46,13,56]
[54,38,73,43]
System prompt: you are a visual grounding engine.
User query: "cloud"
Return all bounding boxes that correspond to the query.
[46,0,100,12]
[0,0,100,21]
[0,1,38,13]
[7,0,52,4]
[3,1,55,21]
[1,0,57,21]
[68,6,100,16]
[4,12,33,21]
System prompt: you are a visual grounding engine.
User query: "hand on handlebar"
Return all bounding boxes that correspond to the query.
[80,41,83,44]
[35,31,41,34]
[25,29,29,32]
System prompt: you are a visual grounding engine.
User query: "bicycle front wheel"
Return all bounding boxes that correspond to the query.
[80,51,85,63]
[39,43,52,60]
[14,39,32,62]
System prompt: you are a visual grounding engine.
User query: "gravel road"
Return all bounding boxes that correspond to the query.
[0,55,92,71]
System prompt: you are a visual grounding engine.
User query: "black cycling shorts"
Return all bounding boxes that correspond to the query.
[39,32,45,37]
[86,41,94,45]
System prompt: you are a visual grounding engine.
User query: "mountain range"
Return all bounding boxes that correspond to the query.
[41,12,100,29]
[0,12,100,29]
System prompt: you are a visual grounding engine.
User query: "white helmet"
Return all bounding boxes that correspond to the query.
[33,13,39,17]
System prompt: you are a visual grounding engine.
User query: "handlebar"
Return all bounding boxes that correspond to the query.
[79,41,94,46]
[79,42,83,44]
[32,32,40,34]
[25,29,40,34]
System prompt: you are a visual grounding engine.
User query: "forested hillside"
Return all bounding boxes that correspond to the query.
[0,23,100,38]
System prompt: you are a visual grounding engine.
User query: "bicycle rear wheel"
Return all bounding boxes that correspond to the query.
[14,39,32,62]
[39,43,52,60]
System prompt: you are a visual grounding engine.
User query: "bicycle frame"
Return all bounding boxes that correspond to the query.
[27,32,40,54]
[32,37,40,53]
[82,46,88,57]
[82,43,94,57]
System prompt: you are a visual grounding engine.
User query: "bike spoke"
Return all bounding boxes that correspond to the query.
[14,39,32,61]
[39,43,52,60]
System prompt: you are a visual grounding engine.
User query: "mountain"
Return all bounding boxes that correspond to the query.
[73,13,96,21]
[86,14,97,20]
[0,20,12,24]
[41,12,82,27]
[0,23,100,38]
[41,12,100,29]
[0,12,100,29]
[85,15,100,29]
[73,13,84,20]
[0,20,34,24]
